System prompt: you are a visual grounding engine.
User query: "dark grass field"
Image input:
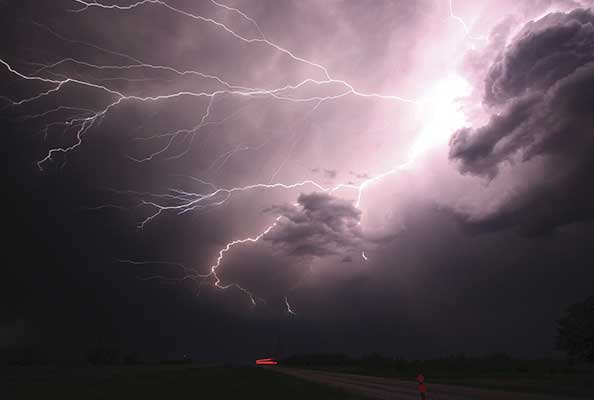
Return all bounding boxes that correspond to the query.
[2,365,366,400]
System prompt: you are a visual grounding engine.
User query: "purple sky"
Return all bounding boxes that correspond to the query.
[2,0,594,361]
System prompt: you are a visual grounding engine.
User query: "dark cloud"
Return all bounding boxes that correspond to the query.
[3,0,594,363]
[450,8,594,233]
[265,192,366,257]
[310,168,337,179]
[323,169,338,179]
[349,171,371,180]
[484,9,594,105]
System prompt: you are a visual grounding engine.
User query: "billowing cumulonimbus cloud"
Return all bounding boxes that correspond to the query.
[450,8,594,232]
[265,192,366,257]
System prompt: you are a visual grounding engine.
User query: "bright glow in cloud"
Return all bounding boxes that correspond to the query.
[1,0,554,311]
[409,75,472,164]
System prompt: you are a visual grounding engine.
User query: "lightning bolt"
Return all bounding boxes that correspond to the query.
[448,0,487,41]
[2,0,473,310]
[285,296,297,316]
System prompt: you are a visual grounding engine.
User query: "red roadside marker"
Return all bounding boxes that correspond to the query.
[417,374,427,399]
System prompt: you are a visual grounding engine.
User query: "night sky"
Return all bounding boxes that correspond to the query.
[2,0,594,363]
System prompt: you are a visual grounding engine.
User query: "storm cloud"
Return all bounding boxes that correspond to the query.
[3,0,594,363]
[265,192,366,257]
[450,8,594,233]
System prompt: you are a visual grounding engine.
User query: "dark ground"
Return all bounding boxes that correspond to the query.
[281,355,594,398]
[2,365,366,400]
[275,367,591,400]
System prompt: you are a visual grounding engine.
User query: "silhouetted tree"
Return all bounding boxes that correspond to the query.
[86,343,120,365]
[124,351,142,365]
[1,345,48,366]
[557,295,594,362]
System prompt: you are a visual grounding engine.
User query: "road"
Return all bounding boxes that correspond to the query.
[272,367,582,400]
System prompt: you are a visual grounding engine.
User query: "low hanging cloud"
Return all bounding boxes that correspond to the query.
[265,192,367,257]
[450,8,594,233]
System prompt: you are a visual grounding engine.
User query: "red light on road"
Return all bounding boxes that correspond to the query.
[256,358,278,365]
